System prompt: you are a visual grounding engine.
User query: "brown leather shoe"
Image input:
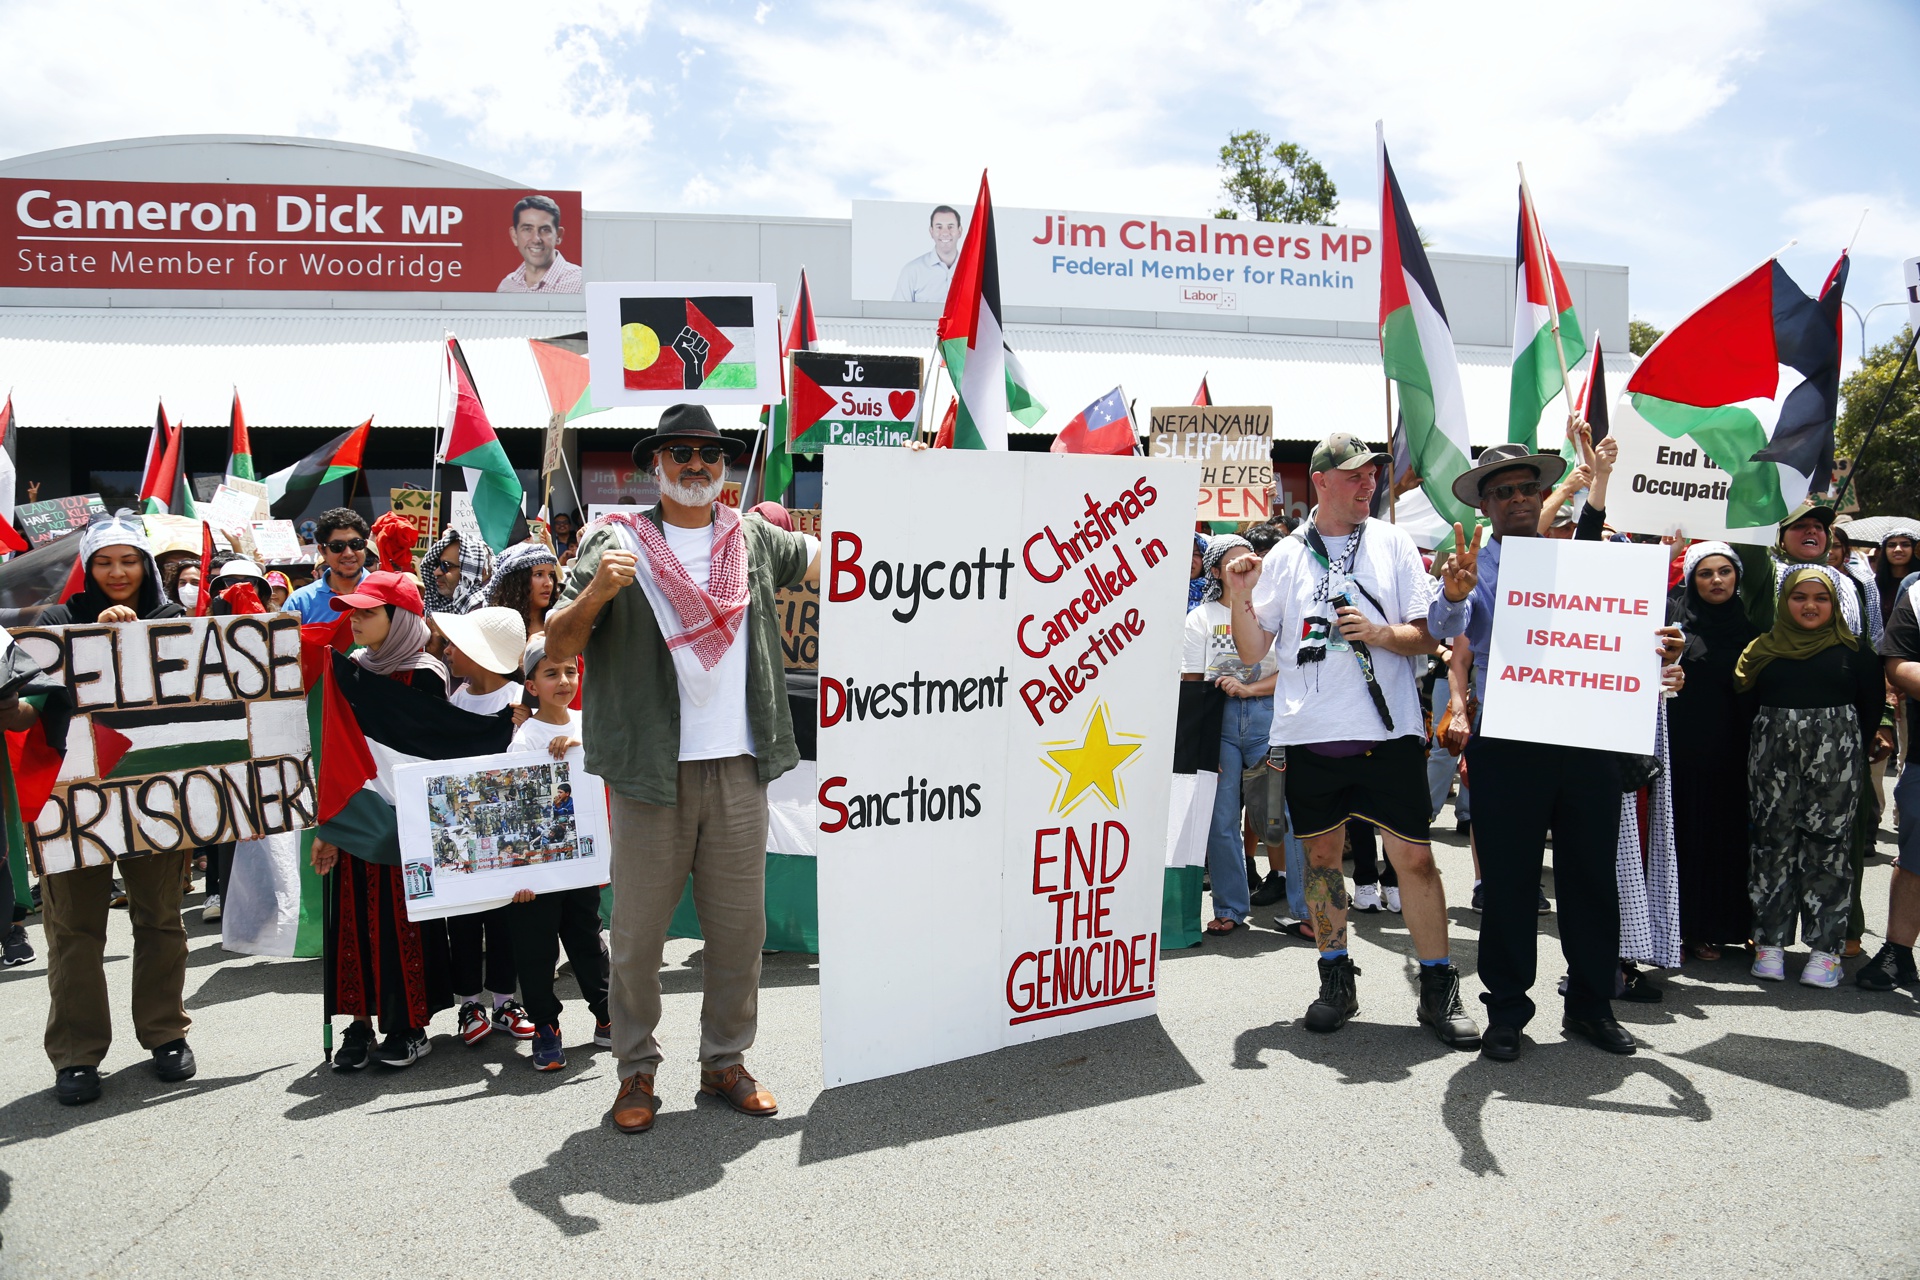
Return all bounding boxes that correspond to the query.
[699,1064,778,1116]
[611,1072,658,1133]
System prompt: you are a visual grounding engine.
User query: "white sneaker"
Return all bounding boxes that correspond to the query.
[1800,951,1842,988]
[1352,883,1384,913]
[1383,886,1402,913]
[201,894,222,922]
[1751,945,1786,981]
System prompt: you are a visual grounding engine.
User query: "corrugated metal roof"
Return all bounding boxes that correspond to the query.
[0,307,1634,443]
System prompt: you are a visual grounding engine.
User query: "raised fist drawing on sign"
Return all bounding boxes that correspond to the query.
[672,326,711,387]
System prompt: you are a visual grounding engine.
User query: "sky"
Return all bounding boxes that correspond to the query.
[0,0,1913,354]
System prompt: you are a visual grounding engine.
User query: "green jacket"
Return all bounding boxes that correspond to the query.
[558,508,812,807]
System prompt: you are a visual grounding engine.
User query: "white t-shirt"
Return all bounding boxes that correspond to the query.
[1181,600,1279,681]
[449,680,522,716]
[512,709,580,754]
[661,520,755,762]
[1248,517,1438,747]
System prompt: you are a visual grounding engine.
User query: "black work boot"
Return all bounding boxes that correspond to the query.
[1856,942,1919,992]
[1304,955,1360,1032]
[1417,963,1482,1049]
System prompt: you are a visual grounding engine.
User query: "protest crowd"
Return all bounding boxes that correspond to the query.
[0,152,1912,1140]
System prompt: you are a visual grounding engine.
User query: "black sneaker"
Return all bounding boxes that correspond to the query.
[333,1021,375,1071]
[1537,886,1552,915]
[373,1028,431,1068]
[151,1039,196,1082]
[108,880,128,909]
[1456,817,1472,836]
[1470,882,1484,913]
[1856,943,1919,992]
[1417,963,1482,1049]
[2,923,32,966]
[1249,871,1287,907]
[1303,956,1360,1033]
[55,1065,102,1106]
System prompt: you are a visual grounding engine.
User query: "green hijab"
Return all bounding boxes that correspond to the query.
[1734,566,1857,691]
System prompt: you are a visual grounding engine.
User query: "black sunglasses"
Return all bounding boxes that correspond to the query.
[1484,480,1542,503]
[431,559,456,576]
[664,445,727,466]
[325,537,368,554]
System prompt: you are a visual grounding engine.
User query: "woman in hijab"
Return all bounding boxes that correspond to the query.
[309,572,456,1069]
[34,512,196,1106]
[1734,566,1889,988]
[1666,541,1760,961]
[1874,525,1918,623]
[485,541,560,637]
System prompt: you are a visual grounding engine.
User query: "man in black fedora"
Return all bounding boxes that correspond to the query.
[545,404,820,1132]
[1427,442,1682,1062]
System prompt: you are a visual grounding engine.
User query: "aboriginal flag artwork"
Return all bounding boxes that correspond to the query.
[620,295,759,392]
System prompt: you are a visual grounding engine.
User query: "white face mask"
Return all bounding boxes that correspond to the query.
[177,584,199,609]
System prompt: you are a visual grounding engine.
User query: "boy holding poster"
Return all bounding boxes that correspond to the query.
[505,640,609,1071]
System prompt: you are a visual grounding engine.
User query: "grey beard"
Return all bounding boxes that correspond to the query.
[654,464,724,507]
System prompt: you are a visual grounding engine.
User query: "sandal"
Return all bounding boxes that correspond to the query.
[1276,920,1315,942]
[1204,918,1242,936]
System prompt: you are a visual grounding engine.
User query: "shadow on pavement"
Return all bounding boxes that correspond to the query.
[512,1104,808,1236]
[1441,1042,1711,1176]
[186,959,322,1009]
[1232,1013,1466,1083]
[0,1065,290,1149]
[281,1033,608,1121]
[658,947,819,996]
[1673,1032,1911,1109]
[1614,961,1920,1026]
[797,1016,1202,1167]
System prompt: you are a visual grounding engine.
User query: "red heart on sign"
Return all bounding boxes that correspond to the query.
[887,390,916,420]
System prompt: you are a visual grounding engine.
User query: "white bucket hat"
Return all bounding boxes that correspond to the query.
[432,605,528,676]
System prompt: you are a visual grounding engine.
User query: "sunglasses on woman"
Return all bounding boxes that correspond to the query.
[325,537,368,554]
[664,445,727,466]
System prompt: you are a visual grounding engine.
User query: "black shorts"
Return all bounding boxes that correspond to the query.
[1282,735,1432,844]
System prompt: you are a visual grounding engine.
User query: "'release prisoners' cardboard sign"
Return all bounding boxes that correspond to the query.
[815,448,1200,1086]
[12,616,313,875]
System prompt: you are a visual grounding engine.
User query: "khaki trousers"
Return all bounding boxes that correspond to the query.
[607,756,768,1079]
[41,850,192,1070]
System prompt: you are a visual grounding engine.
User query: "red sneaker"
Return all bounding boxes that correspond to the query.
[491,1000,536,1040]
[458,1001,492,1046]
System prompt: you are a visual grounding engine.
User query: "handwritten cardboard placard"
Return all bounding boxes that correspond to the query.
[11,614,313,874]
[1147,405,1273,522]
[250,520,303,564]
[14,494,107,548]
[389,489,440,550]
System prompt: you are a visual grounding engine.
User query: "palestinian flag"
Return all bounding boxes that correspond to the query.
[141,408,196,517]
[937,171,1045,450]
[529,337,605,428]
[1192,375,1212,407]
[0,393,16,521]
[1377,127,1475,540]
[619,296,759,391]
[0,528,86,613]
[762,268,821,503]
[226,390,256,483]
[137,404,172,514]
[264,418,370,517]
[1577,332,1611,442]
[1,636,70,898]
[1162,681,1224,950]
[314,651,515,865]
[1508,182,1586,449]
[443,339,524,553]
[1623,252,1849,529]
[89,704,250,777]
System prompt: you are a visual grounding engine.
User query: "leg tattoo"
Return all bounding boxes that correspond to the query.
[1305,864,1349,954]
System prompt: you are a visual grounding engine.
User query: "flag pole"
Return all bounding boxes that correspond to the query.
[1517,163,1583,462]
[739,423,767,510]
[1383,372,1397,524]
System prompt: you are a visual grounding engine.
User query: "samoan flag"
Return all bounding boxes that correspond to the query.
[1049,387,1136,456]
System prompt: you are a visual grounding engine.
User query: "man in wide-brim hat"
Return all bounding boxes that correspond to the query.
[545,403,818,1133]
[1427,442,1683,1062]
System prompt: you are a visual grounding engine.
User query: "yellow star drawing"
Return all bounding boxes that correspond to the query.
[1041,701,1144,815]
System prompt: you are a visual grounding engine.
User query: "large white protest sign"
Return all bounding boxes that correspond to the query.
[815,448,1200,1086]
[1602,394,1771,543]
[1480,537,1668,756]
[393,747,610,920]
[11,615,312,874]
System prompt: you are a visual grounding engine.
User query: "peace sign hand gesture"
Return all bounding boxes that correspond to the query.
[1440,523,1483,603]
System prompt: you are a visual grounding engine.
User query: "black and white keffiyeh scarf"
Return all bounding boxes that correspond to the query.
[1295,512,1394,733]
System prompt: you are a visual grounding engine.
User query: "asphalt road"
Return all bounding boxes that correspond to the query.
[3,813,1917,1279]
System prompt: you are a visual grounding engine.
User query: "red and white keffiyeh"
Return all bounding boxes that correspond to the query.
[600,506,749,699]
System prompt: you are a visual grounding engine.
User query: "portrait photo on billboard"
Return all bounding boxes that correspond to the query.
[893,203,964,303]
[852,199,972,305]
[495,193,582,294]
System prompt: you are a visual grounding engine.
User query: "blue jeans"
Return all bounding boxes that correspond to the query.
[1425,674,1469,821]
[1208,694,1273,923]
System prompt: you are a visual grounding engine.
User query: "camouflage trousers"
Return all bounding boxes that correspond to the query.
[1747,705,1861,953]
